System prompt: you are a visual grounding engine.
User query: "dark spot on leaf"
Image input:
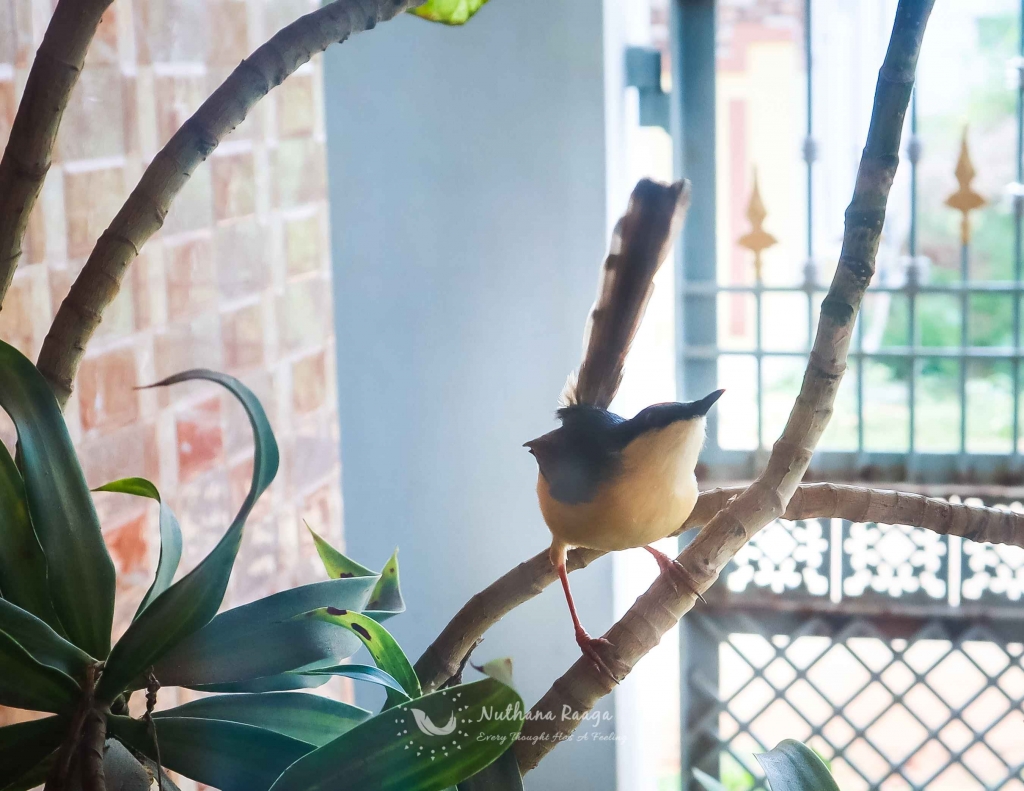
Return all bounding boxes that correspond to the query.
[366,15,376,29]
[339,572,354,578]
[368,599,380,609]
[352,623,372,641]
[326,607,348,616]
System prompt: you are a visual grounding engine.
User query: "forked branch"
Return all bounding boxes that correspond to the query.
[513,0,936,770]
[0,0,115,307]
[37,0,420,406]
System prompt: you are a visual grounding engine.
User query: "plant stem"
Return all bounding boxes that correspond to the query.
[44,663,99,791]
[513,0,936,770]
[79,705,107,791]
[0,0,114,310]
[36,0,420,406]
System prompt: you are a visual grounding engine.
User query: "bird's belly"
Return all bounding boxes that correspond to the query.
[537,465,698,552]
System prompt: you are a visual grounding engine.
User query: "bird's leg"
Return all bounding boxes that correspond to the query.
[557,562,615,678]
[642,545,707,604]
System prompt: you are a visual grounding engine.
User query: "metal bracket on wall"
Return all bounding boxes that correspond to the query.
[625,46,669,133]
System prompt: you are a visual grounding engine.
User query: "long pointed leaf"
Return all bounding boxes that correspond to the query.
[93,478,183,619]
[299,663,410,699]
[366,548,405,616]
[0,628,79,712]
[302,608,421,707]
[307,526,375,578]
[190,673,330,694]
[755,740,839,791]
[0,341,115,658]
[109,714,314,791]
[153,576,375,688]
[269,678,525,791]
[0,716,65,785]
[156,692,371,747]
[97,371,279,702]
[0,598,92,678]
[458,749,524,791]
[0,440,62,633]
[409,0,490,25]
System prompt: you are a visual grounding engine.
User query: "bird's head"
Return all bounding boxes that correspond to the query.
[626,389,725,434]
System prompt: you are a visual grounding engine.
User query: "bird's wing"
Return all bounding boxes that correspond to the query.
[562,178,690,410]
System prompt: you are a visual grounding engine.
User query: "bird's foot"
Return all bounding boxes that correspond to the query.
[575,629,616,680]
[644,546,707,604]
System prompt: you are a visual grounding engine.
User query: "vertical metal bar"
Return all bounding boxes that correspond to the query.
[672,0,718,786]
[1013,1,1024,459]
[907,90,920,478]
[673,0,719,447]
[960,243,969,457]
[756,279,763,449]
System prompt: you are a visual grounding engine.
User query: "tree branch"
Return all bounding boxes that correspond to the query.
[36,0,420,406]
[0,0,115,308]
[416,482,1024,692]
[513,0,936,770]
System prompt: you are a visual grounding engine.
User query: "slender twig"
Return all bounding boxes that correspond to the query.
[513,0,936,770]
[144,670,163,791]
[0,0,115,308]
[416,482,1024,692]
[79,704,107,791]
[37,0,421,406]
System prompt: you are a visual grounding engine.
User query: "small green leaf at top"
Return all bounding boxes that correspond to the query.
[93,477,183,619]
[409,0,490,25]
[307,525,375,579]
[755,740,839,791]
[366,548,404,616]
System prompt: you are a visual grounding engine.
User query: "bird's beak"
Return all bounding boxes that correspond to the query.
[692,388,725,416]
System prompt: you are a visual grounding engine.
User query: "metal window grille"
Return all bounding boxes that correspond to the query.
[632,0,1024,788]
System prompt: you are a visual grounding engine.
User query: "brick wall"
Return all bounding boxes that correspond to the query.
[0,0,344,722]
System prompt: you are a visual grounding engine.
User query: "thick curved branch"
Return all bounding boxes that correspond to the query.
[513,0,936,770]
[415,482,1024,692]
[37,0,419,406]
[0,0,115,306]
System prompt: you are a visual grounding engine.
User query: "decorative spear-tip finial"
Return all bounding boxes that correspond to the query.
[944,126,986,245]
[738,168,778,282]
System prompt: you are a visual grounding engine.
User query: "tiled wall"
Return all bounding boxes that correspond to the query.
[0,0,344,722]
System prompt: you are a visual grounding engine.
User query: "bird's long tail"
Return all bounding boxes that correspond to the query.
[561,178,691,409]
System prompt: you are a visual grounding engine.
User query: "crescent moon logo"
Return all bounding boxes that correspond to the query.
[411,708,458,737]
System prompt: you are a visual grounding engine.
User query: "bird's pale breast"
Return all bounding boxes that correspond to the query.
[537,419,702,552]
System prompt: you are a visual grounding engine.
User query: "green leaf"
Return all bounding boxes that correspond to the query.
[302,607,420,707]
[692,768,728,791]
[2,754,54,791]
[108,714,314,791]
[755,740,840,791]
[153,576,376,688]
[191,673,330,694]
[0,628,80,712]
[93,477,183,618]
[156,692,371,747]
[408,0,490,25]
[0,716,65,785]
[300,663,410,700]
[457,748,523,791]
[307,525,375,579]
[269,678,525,791]
[0,340,115,658]
[0,598,92,679]
[366,548,405,616]
[97,370,279,703]
[0,439,62,634]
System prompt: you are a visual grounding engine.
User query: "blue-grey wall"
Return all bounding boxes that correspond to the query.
[323,3,616,789]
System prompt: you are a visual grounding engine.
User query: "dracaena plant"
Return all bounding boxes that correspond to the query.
[0,339,524,791]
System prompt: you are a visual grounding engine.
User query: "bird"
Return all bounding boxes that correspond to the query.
[524,177,723,676]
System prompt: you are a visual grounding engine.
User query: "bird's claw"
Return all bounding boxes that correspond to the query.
[647,548,707,604]
[576,630,616,680]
